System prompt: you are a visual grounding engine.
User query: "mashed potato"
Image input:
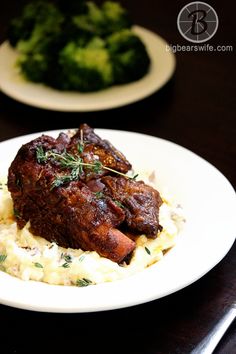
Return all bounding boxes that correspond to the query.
[0,178,184,286]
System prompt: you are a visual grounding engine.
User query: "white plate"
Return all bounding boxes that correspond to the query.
[0,26,175,111]
[0,129,235,312]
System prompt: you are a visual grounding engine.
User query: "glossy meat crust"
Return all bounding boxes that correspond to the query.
[69,123,132,179]
[102,176,162,237]
[8,125,162,263]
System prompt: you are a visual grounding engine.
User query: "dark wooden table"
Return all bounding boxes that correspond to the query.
[0,1,235,353]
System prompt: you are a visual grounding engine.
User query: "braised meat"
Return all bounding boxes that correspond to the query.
[69,123,132,180]
[102,176,162,237]
[8,124,162,263]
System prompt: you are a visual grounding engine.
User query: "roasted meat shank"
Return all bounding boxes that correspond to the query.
[8,124,162,263]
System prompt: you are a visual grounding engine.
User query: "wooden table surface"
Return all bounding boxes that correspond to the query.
[0,1,235,353]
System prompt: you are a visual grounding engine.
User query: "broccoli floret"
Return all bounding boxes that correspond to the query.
[7,0,150,91]
[73,1,131,36]
[72,2,105,35]
[18,53,49,83]
[8,1,64,53]
[56,39,113,91]
[101,1,132,33]
[86,36,106,49]
[8,1,65,84]
[107,29,150,84]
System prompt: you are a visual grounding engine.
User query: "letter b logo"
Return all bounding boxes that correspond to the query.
[177,2,218,43]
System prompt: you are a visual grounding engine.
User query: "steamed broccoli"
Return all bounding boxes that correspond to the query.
[8,1,64,52]
[102,1,132,32]
[73,1,131,36]
[8,0,151,91]
[107,29,150,84]
[56,39,113,91]
[18,52,49,83]
[8,1,65,84]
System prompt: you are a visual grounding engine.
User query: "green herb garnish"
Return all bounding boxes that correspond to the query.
[50,175,73,190]
[77,143,84,154]
[13,208,22,219]
[77,128,84,154]
[36,145,48,164]
[34,262,43,268]
[76,278,92,287]
[114,200,125,209]
[145,247,151,255]
[36,146,133,189]
[61,253,72,263]
[132,173,139,180]
[0,254,7,263]
[94,191,104,199]
[62,262,70,268]
[78,255,85,262]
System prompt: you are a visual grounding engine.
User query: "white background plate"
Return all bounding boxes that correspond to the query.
[0,26,175,111]
[0,129,235,312]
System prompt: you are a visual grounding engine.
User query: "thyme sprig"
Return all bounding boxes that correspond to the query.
[76,278,93,287]
[36,146,135,189]
[60,253,73,268]
[34,262,43,268]
[0,254,7,263]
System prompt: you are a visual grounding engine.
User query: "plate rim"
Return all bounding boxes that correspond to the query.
[0,25,176,111]
[0,129,235,313]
